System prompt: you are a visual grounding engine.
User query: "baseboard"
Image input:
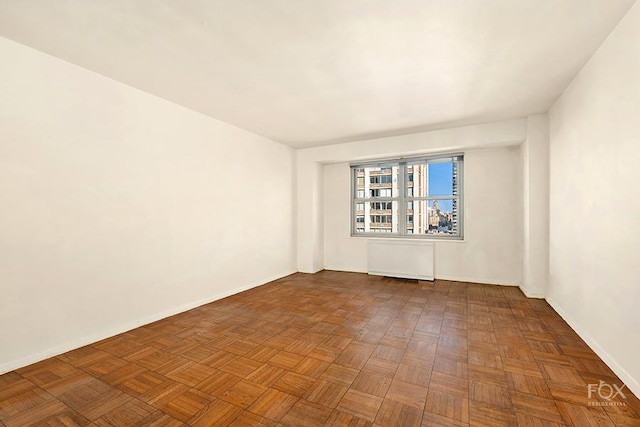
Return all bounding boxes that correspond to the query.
[322,268,519,287]
[546,297,640,400]
[435,274,520,287]
[0,269,296,375]
[519,285,546,299]
[323,266,368,274]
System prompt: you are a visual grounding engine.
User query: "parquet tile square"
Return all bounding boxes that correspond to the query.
[307,345,342,362]
[189,399,243,427]
[160,389,211,422]
[429,371,469,396]
[279,399,333,426]
[18,359,80,389]
[247,388,298,422]
[362,356,398,378]
[336,389,384,423]
[94,399,154,427]
[395,365,432,389]
[202,349,237,369]
[433,356,469,379]
[506,372,552,398]
[1,396,70,427]
[0,376,36,402]
[421,410,470,427]
[131,410,184,426]
[290,357,330,378]
[334,343,376,370]
[268,350,305,370]
[192,371,241,397]
[424,389,470,423]
[0,387,57,420]
[272,371,315,397]
[1,271,638,427]
[72,389,133,421]
[540,363,586,386]
[230,411,277,427]
[137,378,189,407]
[219,379,267,409]
[385,379,428,409]
[555,400,616,427]
[468,365,509,387]
[469,380,512,408]
[318,363,359,387]
[245,364,286,388]
[115,371,169,397]
[217,356,261,379]
[304,379,348,408]
[510,391,564,424]
[324,409,373,427]
[375,398,423,426]
[57,346,111,369]
[31,407,92,426]
[83,354,130,377]
[468,400,517,427]
[351,371,393,397]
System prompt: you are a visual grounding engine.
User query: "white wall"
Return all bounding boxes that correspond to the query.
[520,115,550,298]
[298,118,527,278]
[324,146,522,285]
[0,37,296,373]
[548,1,640,398]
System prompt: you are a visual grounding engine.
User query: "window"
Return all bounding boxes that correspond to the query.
[370,175,392,184]
[370,188,392,198]
[351,154,463,238]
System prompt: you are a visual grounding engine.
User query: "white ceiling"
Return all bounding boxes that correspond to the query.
[0,1,635,148]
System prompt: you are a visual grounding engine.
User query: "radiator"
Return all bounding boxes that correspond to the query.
[367,239,434,281]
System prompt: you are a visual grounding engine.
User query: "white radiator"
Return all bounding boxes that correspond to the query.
[367,239,434,281]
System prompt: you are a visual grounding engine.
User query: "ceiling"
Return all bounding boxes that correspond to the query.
[0,1,635,148]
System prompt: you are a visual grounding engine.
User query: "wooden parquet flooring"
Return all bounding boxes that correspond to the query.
[1,271,639,426]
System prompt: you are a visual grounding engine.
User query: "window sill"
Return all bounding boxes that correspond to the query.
[351,234,465,242]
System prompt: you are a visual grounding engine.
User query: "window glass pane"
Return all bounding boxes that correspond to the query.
[406,164,428,197]
[408,199,458,235]
[354,166,399,199]
[353,201,399,233]
[352,155,462,238]
[427,161,454,197]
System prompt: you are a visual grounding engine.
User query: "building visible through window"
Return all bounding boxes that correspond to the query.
[351,154,463,238]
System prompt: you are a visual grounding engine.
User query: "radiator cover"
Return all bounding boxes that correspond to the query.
[367,239,434,281]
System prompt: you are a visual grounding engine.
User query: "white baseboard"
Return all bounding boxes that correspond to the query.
[322,268,519,287]
[0,270,296,375]
[435,274,520,287]
[546,297,640,400]
[519,285,546,299]
[323,266,367,274]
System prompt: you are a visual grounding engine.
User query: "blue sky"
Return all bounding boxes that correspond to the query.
[428,162,453,211]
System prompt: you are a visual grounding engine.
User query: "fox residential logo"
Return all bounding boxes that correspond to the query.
[587,380,627,406]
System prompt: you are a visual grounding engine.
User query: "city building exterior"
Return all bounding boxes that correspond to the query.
[353,158,460,237]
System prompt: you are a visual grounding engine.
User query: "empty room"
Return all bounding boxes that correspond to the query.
[1,1,639,426]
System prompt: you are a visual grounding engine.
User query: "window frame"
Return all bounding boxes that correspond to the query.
[350,153,464,240]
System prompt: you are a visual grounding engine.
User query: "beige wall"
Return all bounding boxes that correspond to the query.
[0,37,296,373]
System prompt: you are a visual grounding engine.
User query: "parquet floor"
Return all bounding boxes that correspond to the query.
[1,271,639,426]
